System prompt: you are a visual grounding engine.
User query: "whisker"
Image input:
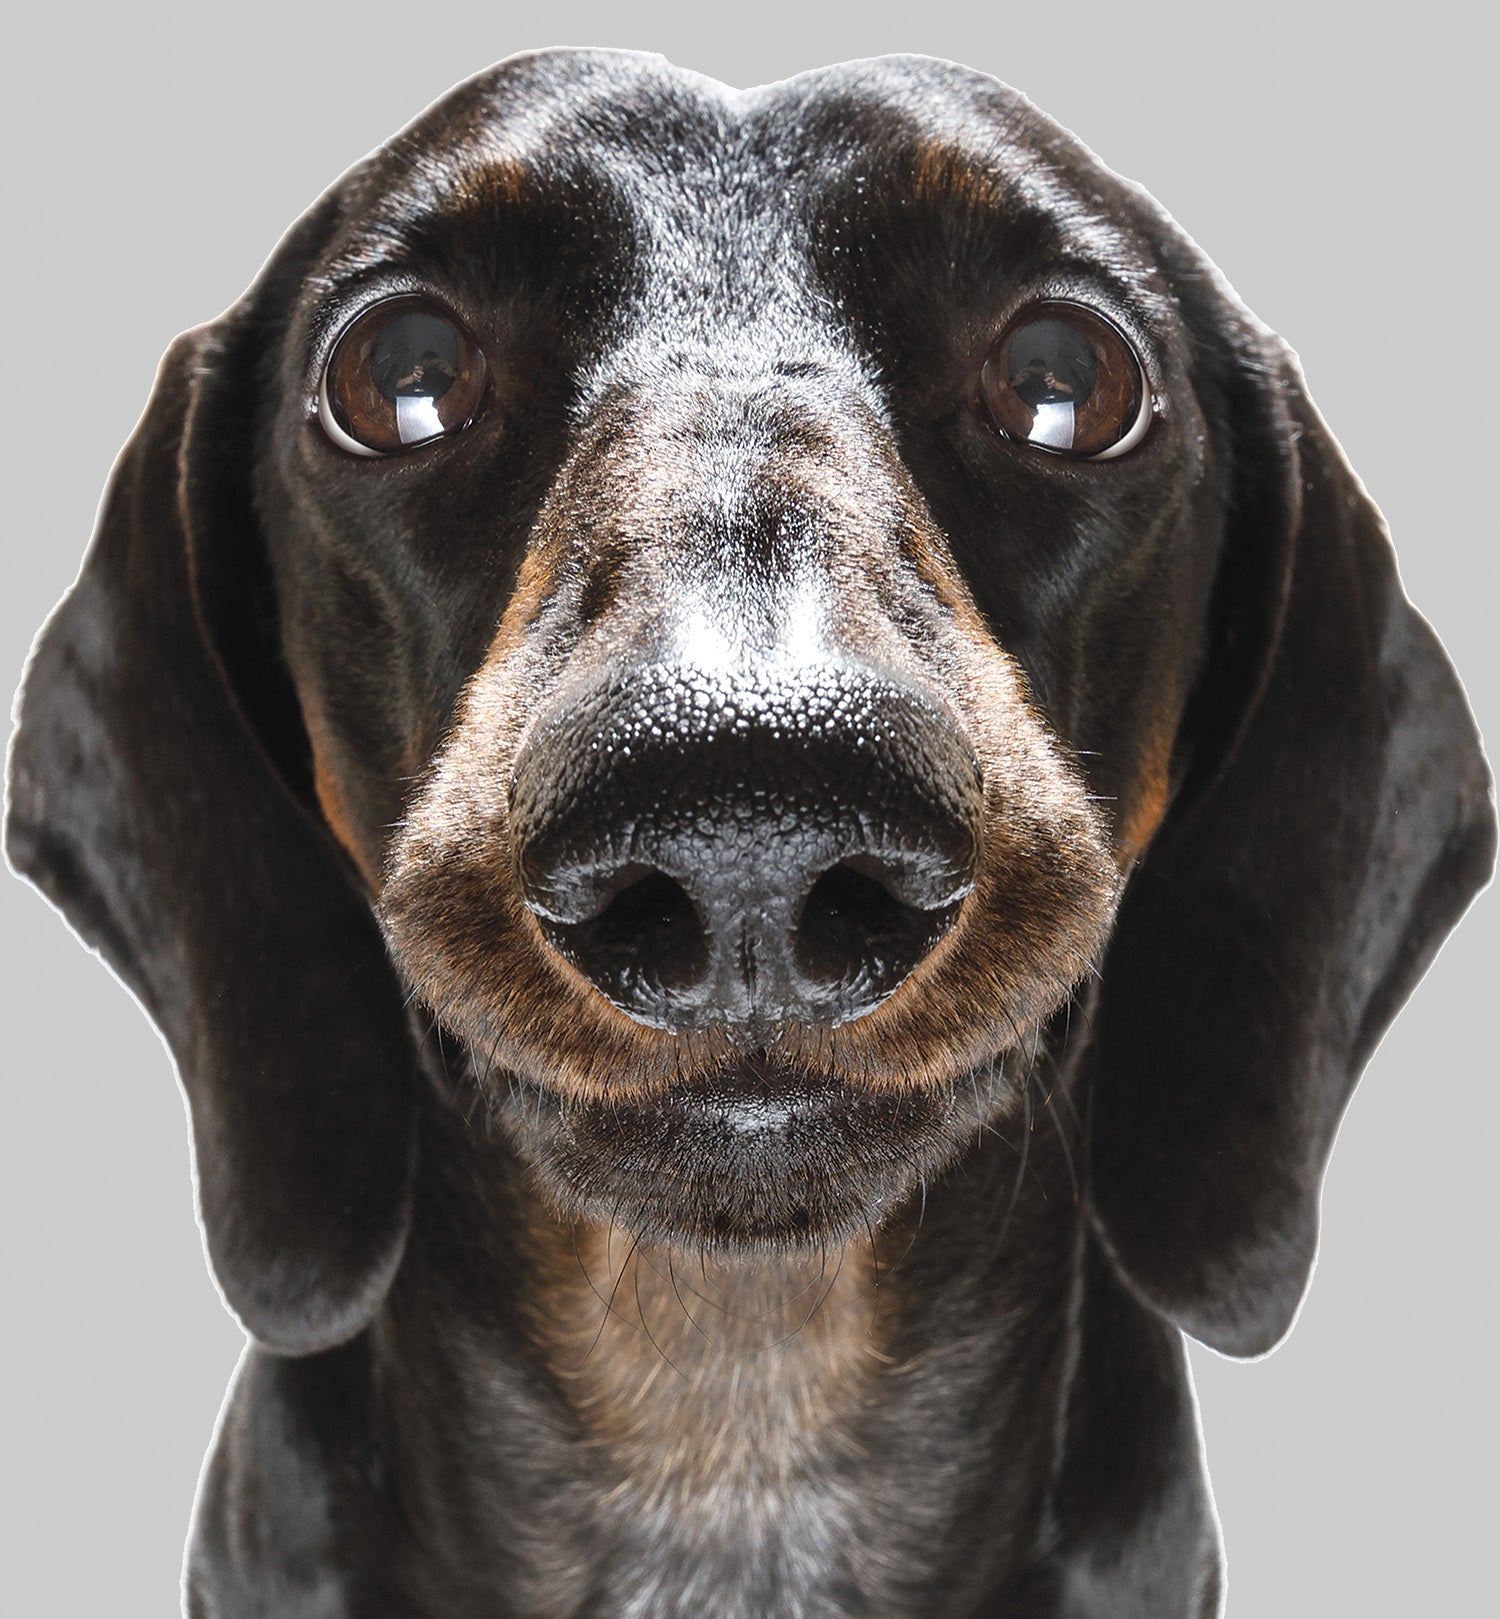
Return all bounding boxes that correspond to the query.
[993,1069,1033,1259]
[767,1244,844,1350]
[1033,1066,1079,1203]
[633,1250,687,1380]
[583,1226,643,1366]
[665,1250,711,1341]
[861,1205,882,1287]
[571,1221,616,1314]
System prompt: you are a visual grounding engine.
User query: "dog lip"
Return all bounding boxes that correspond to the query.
[502,1049,976,1249]
[715,1097,795,1136]
[686,1053,843,1134]
[519,1050,900,1128]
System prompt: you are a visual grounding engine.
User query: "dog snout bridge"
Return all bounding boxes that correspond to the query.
[510,659,983,1035]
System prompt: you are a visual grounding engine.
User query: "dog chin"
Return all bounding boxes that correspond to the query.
[496,1054,996,1249]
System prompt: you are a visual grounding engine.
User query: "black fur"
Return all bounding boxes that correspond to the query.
[6,50,1494,1617]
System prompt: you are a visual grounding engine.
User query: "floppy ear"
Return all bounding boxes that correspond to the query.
[4,212,417,1357]
[1089,338,1496,1359]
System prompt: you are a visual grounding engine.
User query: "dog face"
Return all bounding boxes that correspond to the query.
[319,59,1186,1243]
[7,51,1493,1357]
[270,53,1220,1252]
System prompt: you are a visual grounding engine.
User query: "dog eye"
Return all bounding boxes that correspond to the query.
[318,297,488,456]
[980,302,1150,459]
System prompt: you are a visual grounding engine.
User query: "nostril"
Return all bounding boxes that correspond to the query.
[593,872,703,975]
[537,869,710,1009]
[794,858,963,1007]
[511,661,983,1031]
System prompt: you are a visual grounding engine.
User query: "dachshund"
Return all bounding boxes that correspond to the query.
[6,48,1495,1619]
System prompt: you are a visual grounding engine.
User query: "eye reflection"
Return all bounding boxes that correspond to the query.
[1027,400,1078,452]
[395,395,445,444]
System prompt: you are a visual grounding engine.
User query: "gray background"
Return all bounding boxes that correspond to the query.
[2,2,1494,1614]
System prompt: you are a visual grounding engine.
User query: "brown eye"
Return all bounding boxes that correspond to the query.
[318,296,487,456]
[980,302,1150,459]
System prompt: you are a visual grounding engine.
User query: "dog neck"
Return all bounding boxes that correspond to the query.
[374,1049,1094,1616]
[524,1222,892,1518]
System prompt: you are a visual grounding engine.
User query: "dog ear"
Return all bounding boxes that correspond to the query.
[1088,331,1496,1359]
[5,204,417,1357]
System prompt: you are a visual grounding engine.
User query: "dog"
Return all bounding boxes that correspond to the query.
[7,47,1494,1618]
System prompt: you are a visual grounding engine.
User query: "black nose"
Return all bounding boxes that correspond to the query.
[510,663,982,1035]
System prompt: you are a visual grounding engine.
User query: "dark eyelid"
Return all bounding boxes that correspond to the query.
[304,274,456,384]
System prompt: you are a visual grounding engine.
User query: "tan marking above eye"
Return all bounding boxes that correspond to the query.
[909,141,1002,210]
[318,295,488,456]
[980,301,1151,460]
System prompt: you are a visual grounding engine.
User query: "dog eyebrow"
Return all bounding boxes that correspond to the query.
[311,151,542,282]
[908,138,1006,210]
[857,136,1177,326]
[308,152,636,317]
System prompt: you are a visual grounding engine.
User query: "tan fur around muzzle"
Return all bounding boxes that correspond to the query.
[378,366,1121,1105]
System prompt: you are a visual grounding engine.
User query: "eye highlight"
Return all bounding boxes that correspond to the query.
[980,302,1150,460]
[318,296,488,456]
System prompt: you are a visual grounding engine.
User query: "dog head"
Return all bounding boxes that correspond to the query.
[8,51,1493,1359]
